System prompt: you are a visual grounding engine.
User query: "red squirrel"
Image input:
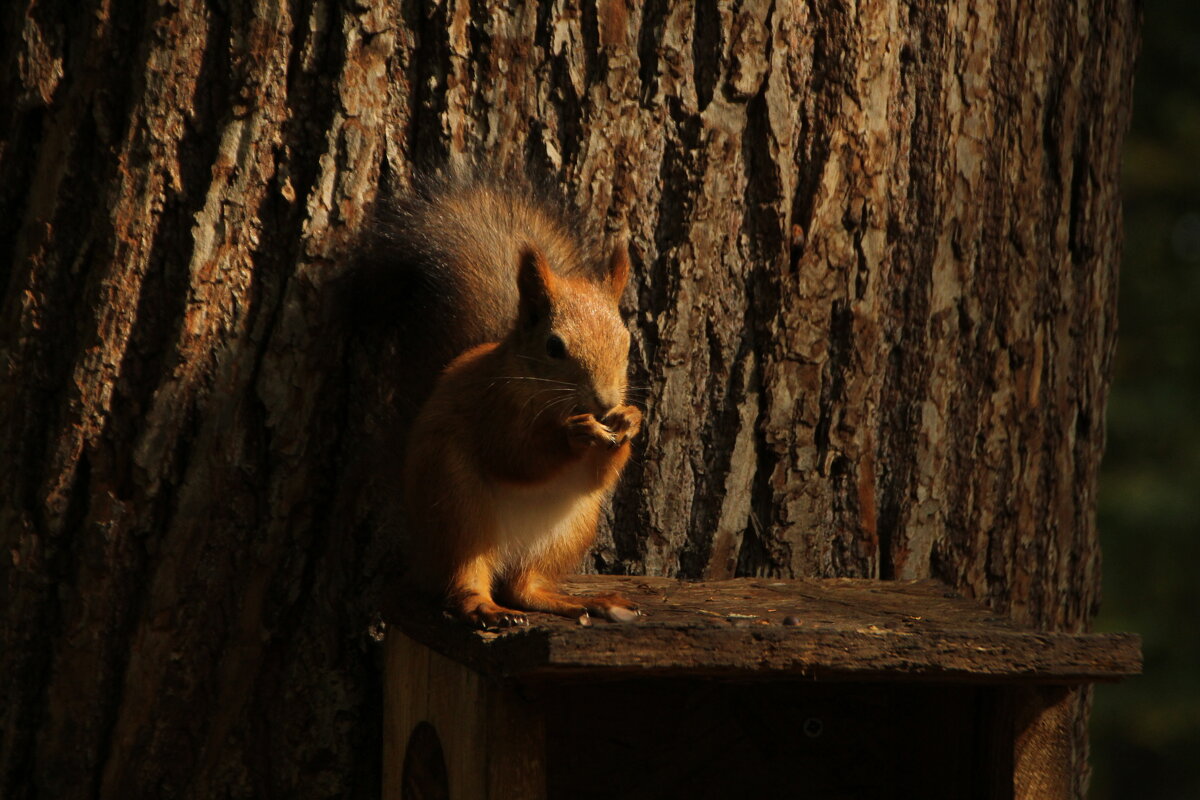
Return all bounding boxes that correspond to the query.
[393,177,642,628]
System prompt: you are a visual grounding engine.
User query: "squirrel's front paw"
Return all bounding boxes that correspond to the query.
[567,413,616,452]
[601,405,642,447]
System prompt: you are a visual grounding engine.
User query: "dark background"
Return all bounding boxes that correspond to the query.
[1090,2,1200,797]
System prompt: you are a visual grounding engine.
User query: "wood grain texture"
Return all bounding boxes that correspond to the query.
[387,575,1142,681]
[384,632,545,800]
[0,0,1138,797]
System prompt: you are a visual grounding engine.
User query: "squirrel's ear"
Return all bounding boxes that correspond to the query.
[606,239,631,302]
[517,245,555,328]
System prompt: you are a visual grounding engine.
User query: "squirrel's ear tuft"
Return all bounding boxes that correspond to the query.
[606,239,631,302]
[517,245,555,328]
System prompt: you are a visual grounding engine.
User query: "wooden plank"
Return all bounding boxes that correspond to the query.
[383,633,487,800]
[485,681,546,799]
[974,688,1017,800]
[386,576,1141,683]
[384,632,546,800]
[542,680,984,799]
[383,632,427,800]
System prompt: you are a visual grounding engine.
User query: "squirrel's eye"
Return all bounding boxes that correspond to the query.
[545,333,567,359]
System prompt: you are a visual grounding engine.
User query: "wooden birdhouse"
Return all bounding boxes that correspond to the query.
[383,576,1140,799]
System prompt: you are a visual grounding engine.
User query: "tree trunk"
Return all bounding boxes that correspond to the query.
[1,1,1138,797]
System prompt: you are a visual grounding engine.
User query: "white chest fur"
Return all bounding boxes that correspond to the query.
[490,457,604,570]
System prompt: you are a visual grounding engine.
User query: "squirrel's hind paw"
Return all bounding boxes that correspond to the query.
[583,592,641,624]
[462,601,529,630]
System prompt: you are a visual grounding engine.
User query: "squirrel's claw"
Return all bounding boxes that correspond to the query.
[569,407,641,452]
[581,592,641,624]
[603,605,640,624]
[601,405,643,447]
[464,602,529,630]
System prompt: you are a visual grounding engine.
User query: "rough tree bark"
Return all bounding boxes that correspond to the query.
[1,1,1138,798]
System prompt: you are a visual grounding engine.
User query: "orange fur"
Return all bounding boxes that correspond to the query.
[402,214,640,628]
